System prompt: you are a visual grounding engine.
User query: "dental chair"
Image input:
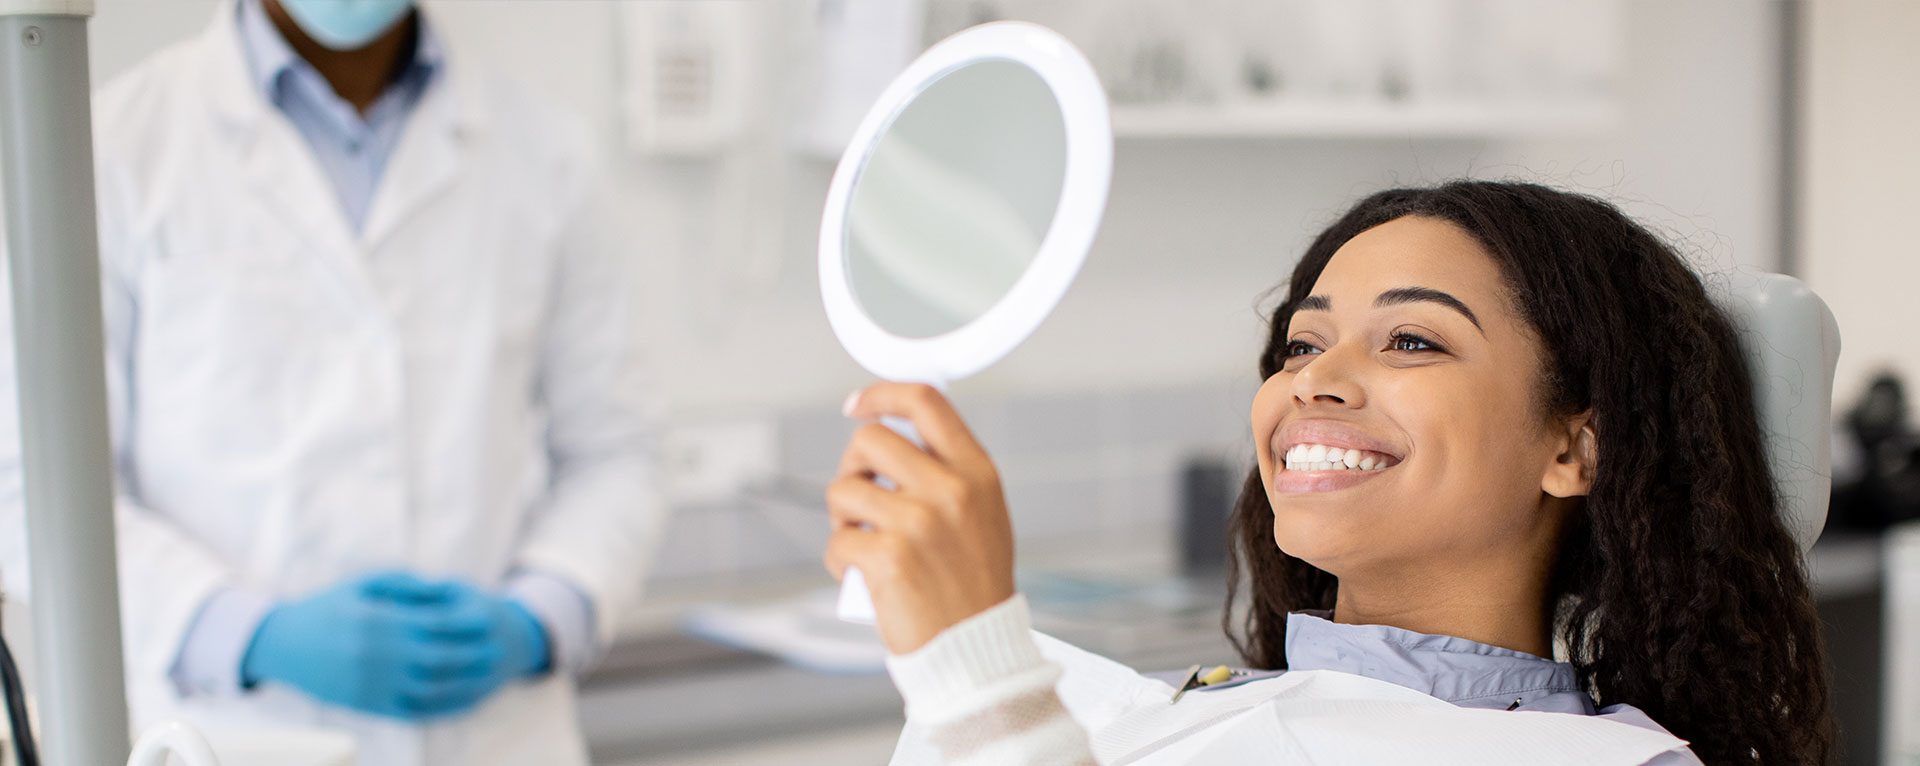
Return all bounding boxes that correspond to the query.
[1708,271,1843,552]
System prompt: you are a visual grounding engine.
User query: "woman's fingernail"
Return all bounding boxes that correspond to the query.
[842,389,862,417]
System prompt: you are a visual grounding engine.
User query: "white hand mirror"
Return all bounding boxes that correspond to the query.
[818,22,1112,622]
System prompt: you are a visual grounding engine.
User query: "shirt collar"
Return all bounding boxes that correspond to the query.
[235,0,442,107]
[1283,611,1593,712]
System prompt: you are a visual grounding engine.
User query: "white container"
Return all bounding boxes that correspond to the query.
[127,722,356,766]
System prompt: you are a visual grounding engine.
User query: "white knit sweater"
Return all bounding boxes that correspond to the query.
[883,595,1095,765]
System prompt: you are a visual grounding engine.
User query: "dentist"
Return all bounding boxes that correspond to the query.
[0,0,662,763]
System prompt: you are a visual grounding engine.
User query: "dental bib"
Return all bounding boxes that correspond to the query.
[888,631,1689,765]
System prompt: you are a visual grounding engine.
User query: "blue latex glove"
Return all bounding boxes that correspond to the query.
[240,571,505,720]
[396,579,553,683]
[353,575,552,714]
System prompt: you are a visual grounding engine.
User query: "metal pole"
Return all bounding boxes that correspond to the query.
[0,1,132,764]
[1776,0,1805,278]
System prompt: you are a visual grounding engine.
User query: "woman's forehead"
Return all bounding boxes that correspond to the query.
[1311,217,1506,310]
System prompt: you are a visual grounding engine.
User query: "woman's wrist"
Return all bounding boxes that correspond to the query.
[885,594,1053,719]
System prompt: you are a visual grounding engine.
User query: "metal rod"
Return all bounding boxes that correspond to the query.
[0,4,133,764]
[1776,0,1804,278]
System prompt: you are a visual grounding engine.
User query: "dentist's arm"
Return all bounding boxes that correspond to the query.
[509,163,665,674]
[826,382,1097,766]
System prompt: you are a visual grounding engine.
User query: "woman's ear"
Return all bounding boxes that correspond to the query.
[1541,412,1597,498]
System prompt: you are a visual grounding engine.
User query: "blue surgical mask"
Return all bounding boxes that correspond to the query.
[278,0,415,52]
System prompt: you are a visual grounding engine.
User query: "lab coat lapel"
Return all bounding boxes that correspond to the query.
[200,4,382,313]
[359,57,476,251]
[238,128,363,262]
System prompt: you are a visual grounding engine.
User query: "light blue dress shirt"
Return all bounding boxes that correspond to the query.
[235,0,435,232]
[168,0,599,698]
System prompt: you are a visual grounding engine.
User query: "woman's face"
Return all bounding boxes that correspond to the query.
[1251,216,1580,581]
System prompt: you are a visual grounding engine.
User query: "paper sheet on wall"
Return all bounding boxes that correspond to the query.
[788,0,928,157]
[888,631,1689,765]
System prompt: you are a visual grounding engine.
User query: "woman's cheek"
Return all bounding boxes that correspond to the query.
[1249,373,1289,471]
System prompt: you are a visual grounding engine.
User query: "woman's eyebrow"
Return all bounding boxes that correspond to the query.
[1375,286,1483,331]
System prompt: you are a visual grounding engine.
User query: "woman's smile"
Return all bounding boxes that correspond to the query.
[1267,419,1406,494]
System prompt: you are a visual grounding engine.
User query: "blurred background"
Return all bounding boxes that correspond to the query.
[14,0,1919,763]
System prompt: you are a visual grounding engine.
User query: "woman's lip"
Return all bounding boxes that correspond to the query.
[1270,463,1394,494]
[1265,418,1406,494]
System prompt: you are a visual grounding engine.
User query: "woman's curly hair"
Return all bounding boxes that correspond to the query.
[1224,181,1835,764]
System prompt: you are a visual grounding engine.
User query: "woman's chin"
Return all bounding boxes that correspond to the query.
[1269,503,1385,570]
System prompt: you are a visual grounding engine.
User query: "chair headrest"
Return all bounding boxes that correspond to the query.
[1705,272,1842,552]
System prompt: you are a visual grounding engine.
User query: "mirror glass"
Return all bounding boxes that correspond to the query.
[843,59,1068,338]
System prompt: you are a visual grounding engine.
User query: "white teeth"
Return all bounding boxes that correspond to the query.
[1281,442,1395,472]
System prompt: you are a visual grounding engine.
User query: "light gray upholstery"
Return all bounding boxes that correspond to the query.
[1705,272,1842,551]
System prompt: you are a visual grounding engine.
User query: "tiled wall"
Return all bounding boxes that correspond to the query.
[645,381,1258,587]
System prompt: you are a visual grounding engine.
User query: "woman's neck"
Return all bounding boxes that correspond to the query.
[1332,564,1555,659]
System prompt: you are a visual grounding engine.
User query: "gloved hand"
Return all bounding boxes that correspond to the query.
[362,574,556,717]
[389,578,553,686]
[240,571,528,721]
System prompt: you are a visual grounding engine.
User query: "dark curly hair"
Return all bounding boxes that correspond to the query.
[1223,181,1835,764]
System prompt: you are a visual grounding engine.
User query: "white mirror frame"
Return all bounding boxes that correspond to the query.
[818,21,1112,384]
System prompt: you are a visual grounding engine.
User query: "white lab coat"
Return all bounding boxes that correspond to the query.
[0,4,662,764]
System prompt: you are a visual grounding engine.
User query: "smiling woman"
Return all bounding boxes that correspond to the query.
[825,181,1834,766]
[1231,182,1835,765]
[1251,215,1593,647]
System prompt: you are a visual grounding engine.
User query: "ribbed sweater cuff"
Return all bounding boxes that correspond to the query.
[885,594,1049,717]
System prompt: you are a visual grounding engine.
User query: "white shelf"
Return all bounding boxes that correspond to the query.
[1110,100,1620,140]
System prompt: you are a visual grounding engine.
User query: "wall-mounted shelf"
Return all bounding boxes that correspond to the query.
[1110,100,1620,140]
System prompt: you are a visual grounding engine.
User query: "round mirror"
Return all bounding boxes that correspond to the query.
[844,60,1067,338]
[819,21,1111,385]
[818,22,1111,623]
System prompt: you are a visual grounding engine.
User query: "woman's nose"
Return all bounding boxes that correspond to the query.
[1290,343,1366,409]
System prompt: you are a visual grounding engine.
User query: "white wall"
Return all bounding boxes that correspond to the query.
[1801,0,1920,407]
[80,0,1785,419]
[1488,0,1783,278]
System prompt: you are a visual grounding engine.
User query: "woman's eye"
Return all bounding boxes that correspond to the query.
[1286,340,1322,358]
[1387,332,1443,353]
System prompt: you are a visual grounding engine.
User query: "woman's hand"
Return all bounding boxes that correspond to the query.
[824,382,1016,655]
